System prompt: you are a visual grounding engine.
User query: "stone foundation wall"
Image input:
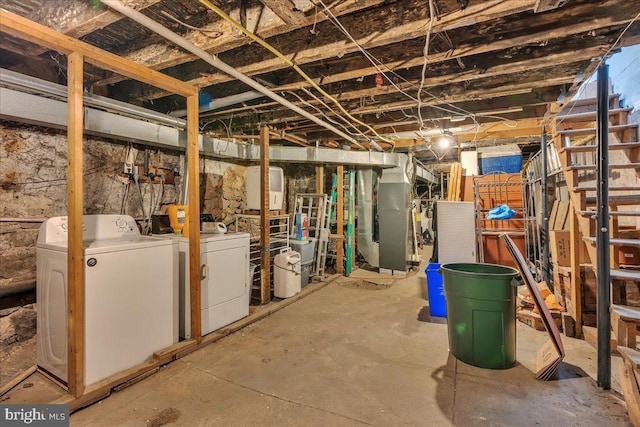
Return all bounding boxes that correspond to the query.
[0,122,246,295]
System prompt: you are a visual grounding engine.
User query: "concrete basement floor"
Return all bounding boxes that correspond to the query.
[71,258,630,426]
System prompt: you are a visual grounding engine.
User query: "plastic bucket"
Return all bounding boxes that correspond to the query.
[441,263,519,369]
[425,263,446,317]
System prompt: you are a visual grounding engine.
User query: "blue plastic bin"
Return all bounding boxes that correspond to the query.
[480,154,522,174]
[426,263,447,317]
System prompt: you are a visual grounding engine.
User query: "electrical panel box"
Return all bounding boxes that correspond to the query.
[246,166,284,210]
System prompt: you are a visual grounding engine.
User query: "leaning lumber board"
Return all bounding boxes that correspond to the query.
[619,359,640,427]
[0,365,36,397]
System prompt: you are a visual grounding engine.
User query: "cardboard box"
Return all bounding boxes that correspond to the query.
[619,246,640,266]
[550,230,571,267]
[517,308,562,331]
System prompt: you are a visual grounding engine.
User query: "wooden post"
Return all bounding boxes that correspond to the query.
[67,51,84,397]
[260,126,271,304]
[186,95,202,341]
[569,201,583,338]
[316,166,324,193]
[336,165,344,274]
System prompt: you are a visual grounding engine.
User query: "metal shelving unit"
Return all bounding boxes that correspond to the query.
[474,173,539,276]
[235,214,289,302]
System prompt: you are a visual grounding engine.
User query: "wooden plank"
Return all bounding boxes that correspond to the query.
[153,339,198,365]
[619,346,640,370]
[273,45,605,102]
[5,0,161,57]
[315,166,324,194]
[0,10,197,97]
[569,201,583,338]
[534,0,568,13]
[258,0,308,26]
[66,51,84,398]
[54,359,161,412]
[336,165,344,275]
[618,360,640,427]
[186,95,202,342]
[0,365,36,397]
[260,125,271,304]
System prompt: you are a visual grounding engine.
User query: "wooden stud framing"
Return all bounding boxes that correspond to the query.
[336,165,345,275]
[67,51,85,398]
[0,10,197,98]
[186,95,202,341]
[0,11,200,400]
[260,126,271,304]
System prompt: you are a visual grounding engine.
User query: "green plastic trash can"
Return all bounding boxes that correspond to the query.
[441,263,520,369]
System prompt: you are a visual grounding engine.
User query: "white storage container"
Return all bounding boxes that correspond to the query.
[246,166,284,210]
[274,248,301,298]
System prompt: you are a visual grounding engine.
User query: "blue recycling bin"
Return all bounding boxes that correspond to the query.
[426,263,447,317]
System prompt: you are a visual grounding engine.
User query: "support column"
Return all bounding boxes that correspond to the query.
[596,62,611,390]
[336,165,344,275]
[186,95,202,342]
[316,165,324,193]
[66,52,84,398]
[260,126,271,304]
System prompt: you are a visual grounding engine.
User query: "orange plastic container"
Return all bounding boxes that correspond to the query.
[167,205,189,236]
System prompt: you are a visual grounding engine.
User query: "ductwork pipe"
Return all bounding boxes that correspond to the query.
[101,0,371,151]
[357,169,380,267]
[169,90,265,118]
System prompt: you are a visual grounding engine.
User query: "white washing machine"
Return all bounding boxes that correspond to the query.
[36,215,178,387]
[166,232,250,339]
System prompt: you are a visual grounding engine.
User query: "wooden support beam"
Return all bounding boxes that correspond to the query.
[316,166,324,194]
[67,51,84,398]
[569,201,583,339]
[267,42,607,96]
[186,95,202,342]
[133,0,542,100]
[0,10,197,97]
[134,0,637,102]
[259,0,308,26]
[260,125,271,304]
[336,165,344,275]
[95,0,387,87]
[3,0,161,57]
[535,0,568,13]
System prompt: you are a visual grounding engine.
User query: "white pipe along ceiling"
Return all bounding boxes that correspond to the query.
[100,0,380,152]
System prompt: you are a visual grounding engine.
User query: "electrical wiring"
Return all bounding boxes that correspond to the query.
[284,90,364,140]
[198,0,393,149]
[160,11,221,35]
[417,0,436,132]
[297,88,366,138]
[313,0,522,136]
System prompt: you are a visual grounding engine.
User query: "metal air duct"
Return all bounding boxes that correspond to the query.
[356,169,380,267]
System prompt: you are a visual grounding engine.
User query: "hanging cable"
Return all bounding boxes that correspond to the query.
[284,90,364,140]
[417,0,436,131]
[160,11,221,35]
[198,0,390,150]
[298,87,372,140]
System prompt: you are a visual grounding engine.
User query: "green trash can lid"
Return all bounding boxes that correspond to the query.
[441,263,519,277]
